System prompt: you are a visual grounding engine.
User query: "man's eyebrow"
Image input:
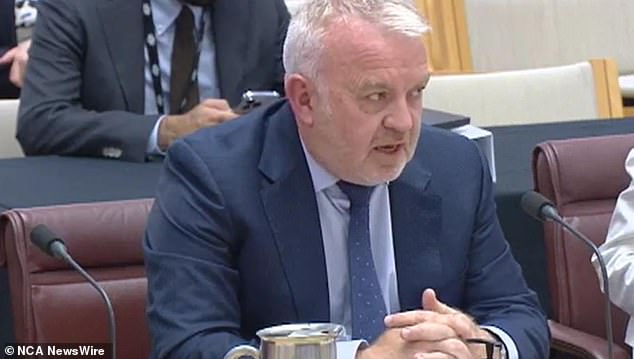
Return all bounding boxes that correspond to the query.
[357,80,388,91]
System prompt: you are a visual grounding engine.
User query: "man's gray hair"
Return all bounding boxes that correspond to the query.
[283,0,430,79]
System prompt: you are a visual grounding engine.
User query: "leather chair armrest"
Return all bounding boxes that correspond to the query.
[0,212,8,267]
[549,320,630,359]
[0,241,5,266]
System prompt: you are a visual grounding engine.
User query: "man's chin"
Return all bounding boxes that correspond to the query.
[383,167,406,183]
[355,164,407,186]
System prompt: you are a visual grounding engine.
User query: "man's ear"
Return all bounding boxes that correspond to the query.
[285,73,315,126]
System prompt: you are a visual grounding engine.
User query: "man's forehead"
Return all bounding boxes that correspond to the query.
[322,33,427,77]
[323,17,427,62]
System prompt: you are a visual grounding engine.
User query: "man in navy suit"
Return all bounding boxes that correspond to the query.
[17,0,289,161]
[144,1,549,358]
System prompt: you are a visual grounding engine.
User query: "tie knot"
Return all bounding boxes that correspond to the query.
[177,5,194,27]
[337,181,373,207]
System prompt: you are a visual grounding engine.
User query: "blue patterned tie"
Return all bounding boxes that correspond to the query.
[338,181,387,342]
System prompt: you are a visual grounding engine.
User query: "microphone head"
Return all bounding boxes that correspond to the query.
[30,224,66,258]
[521,191,555,221]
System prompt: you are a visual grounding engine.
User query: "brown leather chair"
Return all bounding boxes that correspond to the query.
[533,134,634,359]
[0,199,153,359]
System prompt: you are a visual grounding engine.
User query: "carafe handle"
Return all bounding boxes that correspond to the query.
[223,344,260,359]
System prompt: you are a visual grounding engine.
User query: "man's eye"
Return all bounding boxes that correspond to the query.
[411,87,425,97]
[367,92,386,101]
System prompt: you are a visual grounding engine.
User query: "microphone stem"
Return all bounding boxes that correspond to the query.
[556,216,614,359]
[62,253,117,359]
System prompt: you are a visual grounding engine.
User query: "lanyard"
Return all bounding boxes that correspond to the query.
[141,0,207,114]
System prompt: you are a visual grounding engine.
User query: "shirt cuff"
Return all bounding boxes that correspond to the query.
[147,115,167,156]
[336,339,367,359]
[481,325,518,359]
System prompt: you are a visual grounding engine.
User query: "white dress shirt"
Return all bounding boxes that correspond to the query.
[144,0,220,155]
[301,143,517,358]
[593,148,634,352]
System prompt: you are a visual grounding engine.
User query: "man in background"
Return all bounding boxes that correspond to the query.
[17,0,289,162]
[144,0,549,358]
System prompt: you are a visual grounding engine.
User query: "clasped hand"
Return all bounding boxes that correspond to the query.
[356,289,495,359]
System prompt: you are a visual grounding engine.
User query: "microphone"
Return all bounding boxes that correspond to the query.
[521,191,614,359]
[30,225,117,359]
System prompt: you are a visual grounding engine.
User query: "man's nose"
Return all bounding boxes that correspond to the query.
[383,98,415,132]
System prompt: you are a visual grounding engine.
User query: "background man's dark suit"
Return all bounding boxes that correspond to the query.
[144,100,549,358]
[0,0,19,98]
[17,0,289,162]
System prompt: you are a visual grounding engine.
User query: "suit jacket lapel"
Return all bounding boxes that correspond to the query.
[212,0,248,104]
[390,158,443,312]
[259,103,330,322]
[97,0,145,113]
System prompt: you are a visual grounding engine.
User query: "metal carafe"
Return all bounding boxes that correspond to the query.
[223,323,345,359]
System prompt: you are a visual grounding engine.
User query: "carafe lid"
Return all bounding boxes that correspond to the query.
[256,323,345,344]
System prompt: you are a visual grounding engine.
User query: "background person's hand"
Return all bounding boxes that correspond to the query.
[0,39,31,88]
[158,99,239,150]
[384,288,498,358]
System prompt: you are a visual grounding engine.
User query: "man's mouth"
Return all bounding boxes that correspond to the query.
[375,144,403,153]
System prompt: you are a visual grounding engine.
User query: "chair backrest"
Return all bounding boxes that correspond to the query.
[423,59,623,127]
[416,0,634,76]
[532,134,634,351]
[0,199,153,359]
[0,99,23,158]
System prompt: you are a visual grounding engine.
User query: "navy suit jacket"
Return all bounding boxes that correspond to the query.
[144,101,549,358]
[17,0,289,161]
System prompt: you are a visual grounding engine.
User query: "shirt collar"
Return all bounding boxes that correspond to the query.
[300,139,339,194]
[300,137,389,194]
[150,0,205,36]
